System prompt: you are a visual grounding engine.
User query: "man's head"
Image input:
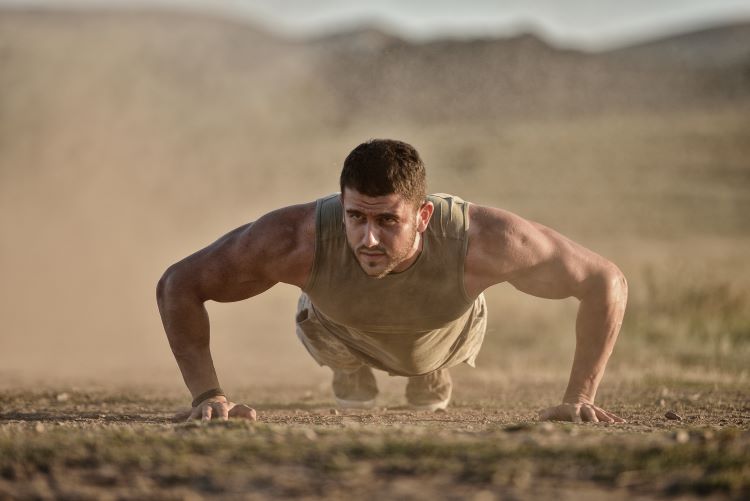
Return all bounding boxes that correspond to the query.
[339,139,434,278]
[340,139,426,208]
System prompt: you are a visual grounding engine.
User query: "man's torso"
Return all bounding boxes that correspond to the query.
[300,194,486,375]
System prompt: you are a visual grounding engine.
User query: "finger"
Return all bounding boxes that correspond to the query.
[594,406,621,423]
[592,405,623,422]
[581,405,599,423]
[593,406,614,423]
[216,402,229,421]
[571,405,583,423]
[187,407,201,422]
[202,405,213,421]
[229,404,257,421]
[602,409,626,423]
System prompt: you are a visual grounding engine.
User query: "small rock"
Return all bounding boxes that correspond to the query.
[434,408,447,414]
[658,398,666,407]
[302,428,317,441]
[329,408,339,416]
[675,430,689,443]
[34,423,45,433]
[56,393,70,402]
[665,410,682,421]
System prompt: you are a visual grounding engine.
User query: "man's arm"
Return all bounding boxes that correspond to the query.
[156,202,315,420]
[465,205,628,423]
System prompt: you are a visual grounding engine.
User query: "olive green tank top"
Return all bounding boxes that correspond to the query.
[303,193,483,376]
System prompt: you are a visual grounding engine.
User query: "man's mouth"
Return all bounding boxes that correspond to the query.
[358,250,387,259]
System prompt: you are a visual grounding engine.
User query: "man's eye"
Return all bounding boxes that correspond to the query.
[381,217,397,225]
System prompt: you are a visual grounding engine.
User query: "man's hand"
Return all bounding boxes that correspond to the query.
[539,402,625,423]
[187,396,257,422]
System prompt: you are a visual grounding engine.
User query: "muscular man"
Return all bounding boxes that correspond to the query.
[157,139,628,423]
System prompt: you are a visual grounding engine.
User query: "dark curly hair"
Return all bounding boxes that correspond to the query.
[339,139,426,207]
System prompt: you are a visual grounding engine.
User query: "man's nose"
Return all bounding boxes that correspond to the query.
[362,223,379,247]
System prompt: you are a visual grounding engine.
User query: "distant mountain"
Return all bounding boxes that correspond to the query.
[607,22,750,68]
[306,20,750,123]
[1,7,747,133]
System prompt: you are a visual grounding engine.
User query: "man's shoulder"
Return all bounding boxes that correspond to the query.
[466,202,528,238]
[240,200,317,287]
[260,200,317,246]
[463,203,542,295]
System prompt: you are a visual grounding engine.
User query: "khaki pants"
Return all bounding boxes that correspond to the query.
[295,292,487,375]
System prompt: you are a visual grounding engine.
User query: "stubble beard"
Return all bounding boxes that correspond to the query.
[350,227,418,279]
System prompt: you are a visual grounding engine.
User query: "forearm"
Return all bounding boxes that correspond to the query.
[563,274,627,404]
[157,282,222,399]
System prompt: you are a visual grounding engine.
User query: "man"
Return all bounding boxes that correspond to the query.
[157,139,628,423]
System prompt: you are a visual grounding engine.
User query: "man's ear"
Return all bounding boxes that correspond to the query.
[416,201,434,232]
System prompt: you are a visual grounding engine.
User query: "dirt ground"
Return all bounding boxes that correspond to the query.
[1,378,747,500]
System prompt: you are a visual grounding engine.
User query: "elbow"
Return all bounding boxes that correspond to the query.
[601,264,628,306]
[156,265,176,308]
[582,263,628,305]
[156,262,197,308]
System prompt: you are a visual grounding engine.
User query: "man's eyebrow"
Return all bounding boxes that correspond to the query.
[345,209,400,219]
[378,212,400,219]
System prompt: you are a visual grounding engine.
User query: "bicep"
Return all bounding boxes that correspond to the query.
[505,225,594,300]
[171,204,314,303]
[170,223,277,303]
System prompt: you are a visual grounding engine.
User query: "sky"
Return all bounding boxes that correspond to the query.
[3,0,750,49]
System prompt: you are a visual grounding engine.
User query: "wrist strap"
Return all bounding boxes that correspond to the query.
[191,388,226,408]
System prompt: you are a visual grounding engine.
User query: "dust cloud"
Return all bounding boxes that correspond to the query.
[1,7,748,392]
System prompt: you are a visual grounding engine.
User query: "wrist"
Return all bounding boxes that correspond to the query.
[191,388,227,408]
[562,392,594,405]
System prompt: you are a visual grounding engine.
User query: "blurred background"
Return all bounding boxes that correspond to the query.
[0,0,748,396]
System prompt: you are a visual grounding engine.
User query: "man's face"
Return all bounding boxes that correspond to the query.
[341,187,433,278]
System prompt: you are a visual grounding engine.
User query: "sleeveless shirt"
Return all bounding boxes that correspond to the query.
[302,193,483,376]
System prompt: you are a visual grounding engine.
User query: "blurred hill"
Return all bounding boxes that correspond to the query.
[0,7,748,385]
[312,22,750,122]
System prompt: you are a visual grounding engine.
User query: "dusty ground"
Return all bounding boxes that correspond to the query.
[1,380,747,500]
